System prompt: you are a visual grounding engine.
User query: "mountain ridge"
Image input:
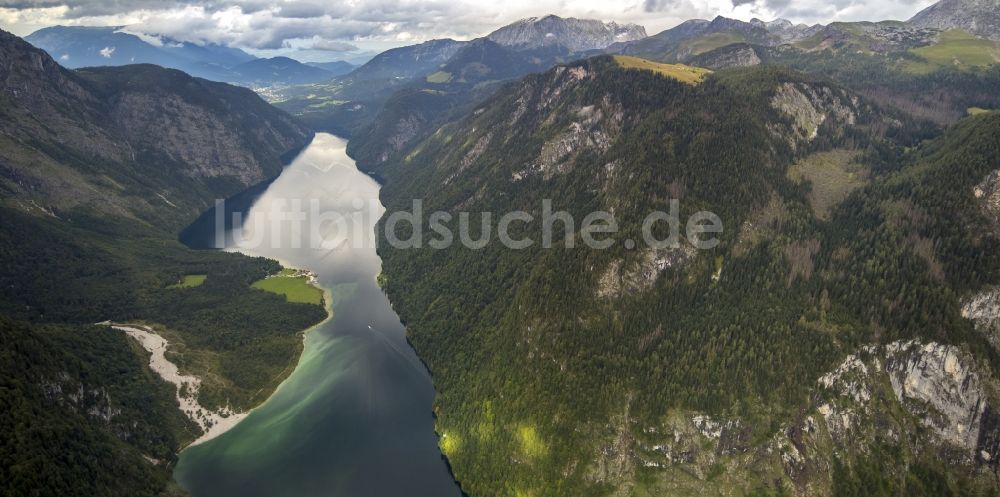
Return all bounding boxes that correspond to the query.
[487,14,647,51]
[231,56,335,85]
[24,25,340,86]
[25,25,254,80]
[910,0,1000,39]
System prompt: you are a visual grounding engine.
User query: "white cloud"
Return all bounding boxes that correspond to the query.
[307,37,359,52]
[0,0,941,53]
[99,45,114,57]
[116,26,163,45]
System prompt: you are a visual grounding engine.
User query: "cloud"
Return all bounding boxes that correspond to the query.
[99,45,114,57]
[0,0,940,52]
[728,0,935,23]
[308,38,359,52]
[0,0,194,18]
[275,1,327,19]
[644,0,696,13]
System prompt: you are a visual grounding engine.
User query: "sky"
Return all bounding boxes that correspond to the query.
[0,0,938,62]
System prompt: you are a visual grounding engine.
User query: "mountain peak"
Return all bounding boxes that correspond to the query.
[487,15,647,51]
[909,0,1000,40]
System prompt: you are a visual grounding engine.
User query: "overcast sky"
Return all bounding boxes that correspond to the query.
[0,0,938,61]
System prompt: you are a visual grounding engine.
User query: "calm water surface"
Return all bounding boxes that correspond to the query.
[174,133,462,497]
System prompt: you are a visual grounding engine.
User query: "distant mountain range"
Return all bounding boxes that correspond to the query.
[21,0,1000,94]
[230,56,342,85]
[609,15,823,62]
[24,25,351,86]
[487,15,646,51]
[305,60,356,76]
[616,0,998,63]
[27,4,993,143]
[274,15,647,136]
[273,0,1000,149]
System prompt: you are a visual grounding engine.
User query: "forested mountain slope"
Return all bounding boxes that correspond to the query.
[0,29,326,496]
[1,28,309,230]
[364,55,1000,496]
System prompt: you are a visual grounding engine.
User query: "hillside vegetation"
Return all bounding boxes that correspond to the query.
[357,55,1000,496]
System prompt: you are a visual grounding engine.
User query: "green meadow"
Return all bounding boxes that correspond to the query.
[904,30,1000,74]
[252,270,324,305]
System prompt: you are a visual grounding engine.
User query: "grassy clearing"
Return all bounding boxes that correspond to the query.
[788,149,869,220]
[904,30,1000,74]
[251,269,323,305]
[168,274,207,289]
[613,56,712,85]
[969,107,993,116]
[426,71,453,83]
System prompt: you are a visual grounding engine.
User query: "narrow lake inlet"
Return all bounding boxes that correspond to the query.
[174,133,462,497]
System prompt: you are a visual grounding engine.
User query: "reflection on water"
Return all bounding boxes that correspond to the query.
[174,134,462,497]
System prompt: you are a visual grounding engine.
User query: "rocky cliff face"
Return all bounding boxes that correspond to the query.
[910,0,1000,40]
[963,287,1000,350]
[974,169,1000,221]
[488,15,647,52]
[817,341,999,464]
[886,342,988,455]
[771,82,860,144]
[590,339,1000,496]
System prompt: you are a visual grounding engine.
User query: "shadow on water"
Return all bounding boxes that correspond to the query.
[173,133,463,497]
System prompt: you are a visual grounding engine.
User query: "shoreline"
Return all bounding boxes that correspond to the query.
[103,322,248,447]
[99,270,333,450]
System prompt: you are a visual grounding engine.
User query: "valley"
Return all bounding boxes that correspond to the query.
[3,0,1000,496]
[172,133,462,497]
[0,29,329,496]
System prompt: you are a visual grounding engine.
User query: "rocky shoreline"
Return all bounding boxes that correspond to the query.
[100,322,250,447]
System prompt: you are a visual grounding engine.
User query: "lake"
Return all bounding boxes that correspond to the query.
[174,133,463,497]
